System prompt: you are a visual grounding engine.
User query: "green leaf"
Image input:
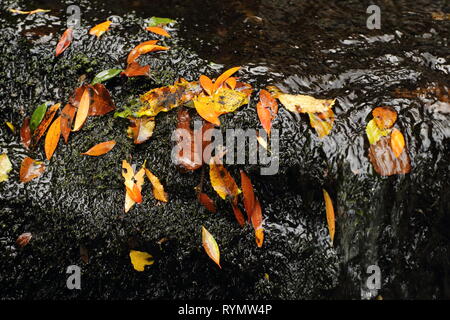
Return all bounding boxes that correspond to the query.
[366,118,391,145]
[92,69,123,85]
[146,17,176,27]
[30,102,48,132]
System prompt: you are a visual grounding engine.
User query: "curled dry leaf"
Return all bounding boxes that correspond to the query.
[390,128,405,158]
[20,117,31,149]
[127,40,169,64]
[202,226,221,268]
[16,232,32,248]
[127,117,155,144]
[323,189,335,245]
[257,89,278,135]
[89,20,112,38]
[31,103,60,146]
[19,157,45,183]
[55,28,73,57]
[9,8,50,15]
[145,168,168,202]
[146,26,171,37]
[72,87,90,131]
[60,104,76,143]
[122,62,150,78]
[44,116,61,160]
[308,109,335,138]
[197,192,216,213]
[209,158,240,201]
[81,140,116,156]
[372,107,397,130]
[0,154,13,183]
[129,250,154,271]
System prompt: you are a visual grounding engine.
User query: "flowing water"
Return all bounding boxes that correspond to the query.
[0,0,449,299]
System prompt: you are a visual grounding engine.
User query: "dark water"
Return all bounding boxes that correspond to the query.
[0,0,449,299]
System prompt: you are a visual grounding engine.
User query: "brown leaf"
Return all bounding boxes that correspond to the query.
[372,106,397,130]
[197,192,217,213]
[231,203,246,227]
[72,86,90,131]
[89,84,115,116]
[240,170,255,223]
[257,89,278,135]
[174,108,203,170]
[19,157,45,183]
[369,136,411,176]
[16,232,32,248]
[20,117,31,149]
[122,61,150,77]
[44,116,61,160]
[81,140,116,156]
[55,28,73,57]
[31,103,60,147]
[60,104,76,143]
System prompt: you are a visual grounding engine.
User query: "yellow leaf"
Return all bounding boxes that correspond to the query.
[145,168,168,202]
[89,20,112,38]
[323,189,335,245]
[209,158,241,200]
[308,109,335,138]
[0,154,13,183]
[129,250,154,271]
[202,226,221,268]
[366,119,391,145]
[122,161,145,212]
[72,87,90,131]
[390,128,405,158]
[274,90,335,114]
[5,121,15,133]
[9,8,50,15]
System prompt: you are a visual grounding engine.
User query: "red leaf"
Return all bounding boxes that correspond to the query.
[55,28,73,57]
[16,232,32,248]
[89,84,115,115]
[60,103,76,143]
[240,170,255,223]
[31,103,60,147]
[197,192,217,213]
[20,117,31,149]
[19,157,45,183]
[122,62,150,78]
[174,108,202,170]
[231,203,246,227]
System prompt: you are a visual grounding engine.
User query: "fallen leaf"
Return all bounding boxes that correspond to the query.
[197,192,216,213]
[16,232,32,248]
[231,203,246,226]
[129,250,154,271]
[369,136,411,176]
[122,62,150,77]
[173,108,203,170]
[20,117,31,149]
[44,116,61,160]
[225,77,237,90]
[323,189,335,245]
[80,245,89,264]
[89,20,112,38]
[81,140,116,156]
[213,67,240,93]
[5,121,15,133]
[240,170,255,223]
[366,119,391,145]
[29,102,48,133]
[199,75,214,96]
[257,89,278,135]
[9,8,50,15]
[431,12,450,20]
[255,227,264,248]
[146,16,176,27]
[122,161,145,212]
[72,87,90,131]
[19,157,45,183]
[55,28,73,57]
[127,117,155,144]
[268,86,335,113]
[308,109,335,138]
[146,26,171,37]
[31,103,60,146]
[145,168,168,202]
[91,68,122,85]
[209,158,240,201]
[60,104,76,143]
[0,154,13,182]
[202,226,221,268]
[390,128,405,158]
[127,40,169,64]
[372,106,397,130]
[89,84,116,115]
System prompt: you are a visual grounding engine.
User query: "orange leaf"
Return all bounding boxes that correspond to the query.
[193,94,222,126]
[240,170,255,223]
[213,66,240,93]
[225,77,237,90]
[323,189,335,245]
[19,157,45,183]
[126,184,143,204]
[44,116,61,160]
[251,198,263,231]
[126,41,168,64]
[146,26,171,37]
[255,228,264,248]
[89,20,112,38]
[20,117,31,149]
[122,161,145,212]
[31,103,60,147]
[390,128,405,158]
[60,103,76,144]
[199,75,214,96]
[55,28,73,57]
[16,232,32,248]
[209,158,240,201]
[372,106,397,130]
[197,192,216,213]
[231,203,245,227]
[72,87,90,131]
[257,89,278,135]
[145,168,168,202]
[122,62,150,77]
[202,226,221,268]
[81,140,116,156]
[89,84,115,116]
